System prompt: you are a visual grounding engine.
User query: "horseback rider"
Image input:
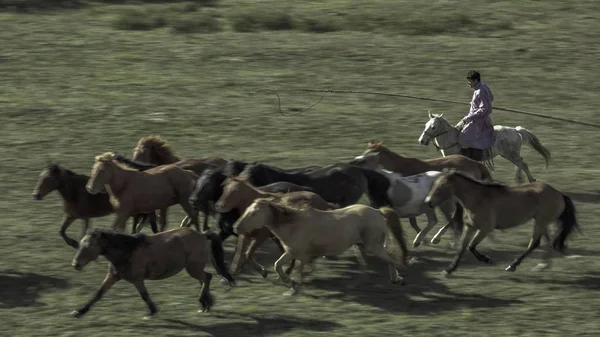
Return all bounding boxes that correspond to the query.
[455,70,494,161]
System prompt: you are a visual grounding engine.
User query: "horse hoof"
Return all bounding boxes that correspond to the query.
[220,278,231,285]
[143,315,154,320]
[505,265,516,272]
[431,237,441,245]
[282,288,298,296]
[259,269,268,279]
[413,241,421,248]
[441,270,452,278]
[71,310,83,318]
[408,257,419,265]
[531,263,548,272]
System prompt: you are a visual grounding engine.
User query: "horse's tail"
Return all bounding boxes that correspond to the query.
[378,207,408,267]
[552,194,580,254]
[206,231,236,285]
[516,126,551,169]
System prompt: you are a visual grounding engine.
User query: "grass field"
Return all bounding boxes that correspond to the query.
[1,0,600,336]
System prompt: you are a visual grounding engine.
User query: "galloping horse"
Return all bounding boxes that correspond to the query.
[70,228,235,318]
[32,163,157,248]
[233,198,408,296]
[424,169,579,276]
[214,176,338,278]
[86,152,200,232]
[418,112,551,183]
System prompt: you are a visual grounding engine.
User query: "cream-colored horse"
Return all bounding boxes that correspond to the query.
[233,198,408,296]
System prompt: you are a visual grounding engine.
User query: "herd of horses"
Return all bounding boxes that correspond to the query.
[31,115,580,319]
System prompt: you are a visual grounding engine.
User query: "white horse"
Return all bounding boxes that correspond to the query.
[417,112,551,183]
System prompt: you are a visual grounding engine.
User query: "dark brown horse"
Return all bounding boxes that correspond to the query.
[70,228,235,318]
[32,163,157,248]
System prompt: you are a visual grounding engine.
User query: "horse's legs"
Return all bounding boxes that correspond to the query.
[59,215,79,249]
[443,225,477,276]
[506,154,535,184]
[111,213,130,233]
[81,219,90,240]
[148,212,159,233]
[408,217,421,233]
[186,264,213,313]
[467,229,494,264]
[159,208,168,232]
[431,200,460,246]
[532,232,553,272]
[71,272,120,318]
[369,245,404,284]
[274,251,295,290]
[230,235,252,275]
[244,234,269,278]
[352,244,370,284]
[413,209,438,248]
[283,260,304,296]
[132,280,158,318]
[505,221,546,272]
[179,201,200,231]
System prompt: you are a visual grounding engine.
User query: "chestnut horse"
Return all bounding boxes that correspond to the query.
[86,152,200,233]
[214,176,339,278]
[32,163,157,248]
[70,228,235,318]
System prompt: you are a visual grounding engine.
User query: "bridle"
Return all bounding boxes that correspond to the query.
[423,125,460,152]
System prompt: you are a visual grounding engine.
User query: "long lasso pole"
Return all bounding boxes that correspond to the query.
[252,88,600,129]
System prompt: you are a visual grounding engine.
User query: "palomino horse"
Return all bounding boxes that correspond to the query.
[351,165,458,248]
[352,141,493,244]
[238,162,368,208]
[418,112,551,183]
[32,163,157,248]
[424,169,579,276]
[86,152,200,232]
[214,176,339,278]
[70,228,235,318]
[233,198,408,296]
[131,135,227,173]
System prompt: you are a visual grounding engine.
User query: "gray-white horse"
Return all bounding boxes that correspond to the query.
[417,112,551,183]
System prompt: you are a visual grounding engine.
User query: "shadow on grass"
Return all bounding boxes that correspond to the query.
[508,272,600,291]
[0,269,69,309]
[132,313,341,336]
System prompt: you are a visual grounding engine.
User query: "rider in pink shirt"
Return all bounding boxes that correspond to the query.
[456,70,494,161]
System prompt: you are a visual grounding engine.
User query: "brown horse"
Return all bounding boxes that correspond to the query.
[214,176,339,278]
[424,169,579,276]
[86,152,200,233]
[132,135,227,174]
[32,163,157,248]
[233,198,408,296]
[351,141,494,244]
[70,228,235,318]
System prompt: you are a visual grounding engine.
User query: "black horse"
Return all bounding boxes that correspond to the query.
[238,162,369,207]
[188,166,316,242]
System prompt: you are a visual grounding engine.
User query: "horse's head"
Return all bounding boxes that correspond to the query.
[71,230,103,270]
[233,198,274,235]
[32,163,63,200]
[418,110,446,146]
[215,177,250,213]
[189,168,222,211]
[424,168,456,208]
[87,153,116,194]
[350,142,386,170]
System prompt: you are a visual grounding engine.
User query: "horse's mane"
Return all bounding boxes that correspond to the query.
[224,176,282,198]
[135,135,180,161]
[94,152,137,171]
[47,163,78,177]
[260,198,311,226]
[224,160,250,177]
[90,228,148,261]
[451,171,509,190]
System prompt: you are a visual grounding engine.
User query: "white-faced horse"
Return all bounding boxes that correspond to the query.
[417,112,551,183]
